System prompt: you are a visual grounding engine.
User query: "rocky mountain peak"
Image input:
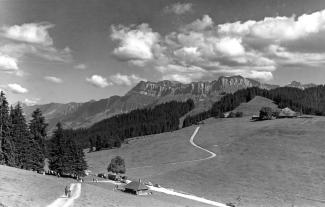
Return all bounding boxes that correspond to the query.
[126,76,276,97]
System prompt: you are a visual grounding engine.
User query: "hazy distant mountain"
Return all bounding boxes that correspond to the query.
[23,76,279,132]
[285,81,317,90]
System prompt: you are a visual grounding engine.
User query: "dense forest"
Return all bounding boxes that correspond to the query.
[71,99,195,149]
[47,123,87,176]
[0,92,45,171]
[183,86,325,127]
[0,91,87,176]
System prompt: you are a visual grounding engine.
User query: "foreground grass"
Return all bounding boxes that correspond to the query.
[75,181,213,207]
[0,165,72,207]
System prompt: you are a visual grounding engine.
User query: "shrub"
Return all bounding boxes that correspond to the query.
[235,112,243,117]
[272,109,280,118]
[107,156,125,174]
[259,107,273,120]
[228,112,236,118]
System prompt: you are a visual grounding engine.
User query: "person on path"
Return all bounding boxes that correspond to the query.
[65,184,71,198]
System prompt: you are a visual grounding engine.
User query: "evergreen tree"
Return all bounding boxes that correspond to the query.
[48,122,67,174]
[0,91,15,166]
[48,123,88,176]
[29,108,48,171]
[10,103,31,169]
[95,135,102,151]
[67,137,87,176]
[88,138,94,152]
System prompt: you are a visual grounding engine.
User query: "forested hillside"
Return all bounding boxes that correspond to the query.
[183,85,325,127]
[69,99,195,149]
[0,91,87,176]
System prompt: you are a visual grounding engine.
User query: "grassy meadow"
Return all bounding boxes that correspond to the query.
[86,97,325,206]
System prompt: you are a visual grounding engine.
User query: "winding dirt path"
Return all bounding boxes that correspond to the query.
[129,126,216,169]
[189,126,216,161]
[46,183,81,207]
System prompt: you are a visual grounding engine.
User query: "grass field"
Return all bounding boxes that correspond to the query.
[0,165,214,207]
[74,180,214,207]
[87,115,325,207]
[0,165,72,207]
[86,125,208,178]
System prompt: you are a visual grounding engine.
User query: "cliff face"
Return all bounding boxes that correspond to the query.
[127,76,278,97]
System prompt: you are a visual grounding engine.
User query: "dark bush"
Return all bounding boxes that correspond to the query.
[235,111,243,117]
[259,107,273,120]
[228,112,236,118]
[107,156,125,174]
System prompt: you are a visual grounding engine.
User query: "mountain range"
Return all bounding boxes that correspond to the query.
[22,76,316,132]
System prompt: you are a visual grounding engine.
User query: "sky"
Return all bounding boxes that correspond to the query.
[1,0,325,104]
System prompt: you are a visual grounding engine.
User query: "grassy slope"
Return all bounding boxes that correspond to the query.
[232,96,279,116]
[86,126,207,177]
[74,180,213,207]
[152,117,325,207]
[0,165,212,207]
[0,165,72,207]
[87,116,325,207]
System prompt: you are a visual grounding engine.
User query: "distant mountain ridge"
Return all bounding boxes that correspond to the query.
[23,76,312,132]
[285,81,317,90]
[127,76,278,97]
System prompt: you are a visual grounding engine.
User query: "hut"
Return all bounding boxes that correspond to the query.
[223,112,230,118]
[124,179,149,195]
[278,107,297,118]
[251,115,260,121]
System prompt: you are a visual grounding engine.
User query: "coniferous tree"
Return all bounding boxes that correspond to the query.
[67,137,87,176]
[48,123,88,176]
[95,135,102,151]
[29,108,47,171]
[10,103,31,169]
[0,91,15,166]
[48,122,67,174]
[88,138,94,152]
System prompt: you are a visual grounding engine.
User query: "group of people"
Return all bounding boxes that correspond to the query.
[46,170,61,177]
[65,184,72,198]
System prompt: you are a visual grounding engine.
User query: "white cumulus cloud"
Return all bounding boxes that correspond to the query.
[44,76,63,83]
[110,73,146,86]
[7,83,28,94]
[157,64,206,83]
[183,15,213,31]
[218,9,325,41]
[111,23,160,64]
[86,75,111,88]
[1,22,54,46]
[0,55,18,71]
[214,37,245,57]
